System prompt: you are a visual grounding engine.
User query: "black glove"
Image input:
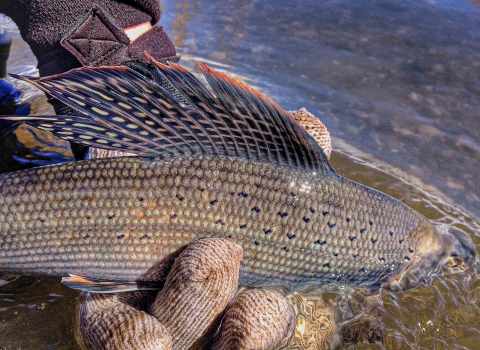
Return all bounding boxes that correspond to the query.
[0,0,176,76]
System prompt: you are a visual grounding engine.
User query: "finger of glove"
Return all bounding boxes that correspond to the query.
[211,289,295,350]
[79,292,172,350]
[148,238,243,350]
[289,108,332,159]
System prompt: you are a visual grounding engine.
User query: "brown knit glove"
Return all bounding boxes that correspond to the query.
[78,239,296,350]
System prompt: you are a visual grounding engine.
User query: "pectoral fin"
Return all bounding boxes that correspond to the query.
[62,274,162,293]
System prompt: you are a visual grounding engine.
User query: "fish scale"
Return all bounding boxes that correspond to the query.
[0,154,418,289]
[0,59,469,292]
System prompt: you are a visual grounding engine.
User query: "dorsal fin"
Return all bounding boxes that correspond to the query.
[197,62,329,172]
[5,60,336,175]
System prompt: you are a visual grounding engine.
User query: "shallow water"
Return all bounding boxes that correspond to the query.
[1,0,480,348]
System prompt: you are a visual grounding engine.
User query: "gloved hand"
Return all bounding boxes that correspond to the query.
[79,238,295,350]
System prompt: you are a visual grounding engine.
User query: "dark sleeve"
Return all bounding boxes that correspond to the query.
[0,0,175,76]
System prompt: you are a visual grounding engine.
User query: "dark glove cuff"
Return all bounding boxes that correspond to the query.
[1,1,175,76]
[38,6,176,76]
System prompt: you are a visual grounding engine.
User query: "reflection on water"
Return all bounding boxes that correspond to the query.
[0,276,79,350]
[1,0,480,348]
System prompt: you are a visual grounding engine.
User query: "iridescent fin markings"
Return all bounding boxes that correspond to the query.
[0,115,175,156]
[62,274,162,293]
[8,67,213,158]
[0,273,20,286]
[4,60,336,174]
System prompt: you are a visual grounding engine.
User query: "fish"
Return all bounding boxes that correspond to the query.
[0,58,474,293]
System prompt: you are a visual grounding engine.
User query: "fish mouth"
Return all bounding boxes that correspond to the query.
[381,228,476,292]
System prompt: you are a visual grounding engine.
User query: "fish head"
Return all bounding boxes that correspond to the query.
[381,215,476,291]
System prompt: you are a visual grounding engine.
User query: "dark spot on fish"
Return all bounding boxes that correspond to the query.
[310,207,316,214]
[360,228,366,234]
[227,235,232,238]
[107,213,114,219]
[238,191,248,198]
[404,256,411,261]
[198,186,205,192]
[359,267,366,273]
[251,206,261,213]
[255,183,261,188]
[170,214,176,220]
[138,196,144,202]
[38,217,45,223]
[278,211,288,218]
[303,216,310,223]
[353,254,359,258]
[215,219,224,225]
[230,192,235,196]
[254,240,260,246]
[408,248,414,253]
[315,239,327,245]
[264,228,272,234]
[140,234,149,240]
[287,233,296,240]
[83,235,90,239]
[346,217,351,222]
[282,246,290,252]
[369,220,373,226]
[176,194,184,201]
[210,199,218,205]
[323,263,331,268]
[240,224,247,229]
[399,239,404,244]
[349,236,357,241]
[379,257,385,261]
[389,231,394,236]
[333,252,339,256]
[86,214,92,220]
[371,238,378,244]
[327,222,336,229]
[291,192,296,197]
[322,211,329,216]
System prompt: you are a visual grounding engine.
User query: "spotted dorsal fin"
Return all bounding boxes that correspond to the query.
[5,60,336,175]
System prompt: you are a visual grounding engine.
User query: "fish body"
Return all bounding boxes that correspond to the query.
[0,154,446,290]
[0,59,472,291]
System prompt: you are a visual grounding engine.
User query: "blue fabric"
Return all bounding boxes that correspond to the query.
[0,79,20,105]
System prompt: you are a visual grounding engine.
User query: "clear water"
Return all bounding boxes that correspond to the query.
[0,0,479,348]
